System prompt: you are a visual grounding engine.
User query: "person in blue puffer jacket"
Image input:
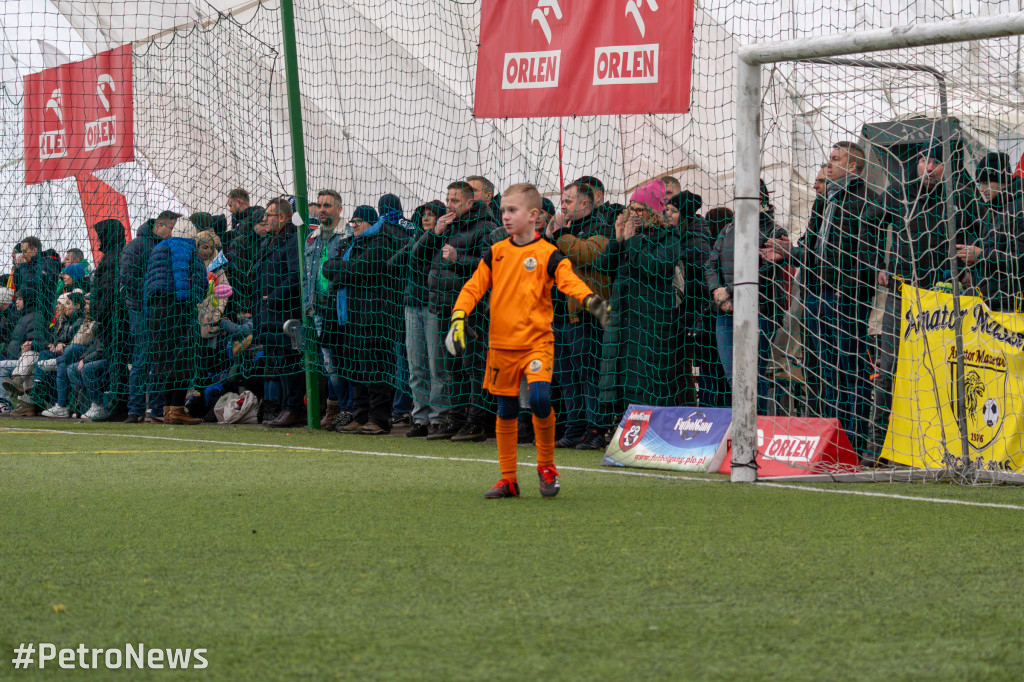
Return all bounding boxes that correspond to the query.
[144,230,207,424]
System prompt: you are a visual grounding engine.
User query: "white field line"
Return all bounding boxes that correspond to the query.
[3,426,1024,511]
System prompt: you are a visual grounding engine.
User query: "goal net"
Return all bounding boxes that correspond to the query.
[747,15,1024,482]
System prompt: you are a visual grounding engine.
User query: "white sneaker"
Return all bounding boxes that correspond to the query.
[42,404,70,418]
[38,358,58,372]
[82,403,102,419]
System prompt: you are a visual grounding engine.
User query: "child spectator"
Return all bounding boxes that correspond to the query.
[446,183,609,498]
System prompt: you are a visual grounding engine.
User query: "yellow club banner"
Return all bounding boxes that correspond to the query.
[882,284,1024,471]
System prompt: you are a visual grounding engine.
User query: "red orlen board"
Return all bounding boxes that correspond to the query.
[475,0,694,118]
[24,45,134,185]
[718,417,860,478]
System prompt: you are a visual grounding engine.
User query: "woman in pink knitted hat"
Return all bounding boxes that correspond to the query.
[595,178,681,424]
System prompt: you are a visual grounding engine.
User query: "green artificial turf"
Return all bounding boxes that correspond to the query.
[1,421,1023,680]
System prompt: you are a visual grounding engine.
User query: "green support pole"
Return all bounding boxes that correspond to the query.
[279,0,320,428]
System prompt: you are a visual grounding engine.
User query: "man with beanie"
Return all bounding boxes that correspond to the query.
[375,193,415,426]
[304,189,350,429]
[324,205,401,435]
[970,152,1023,313]
[705,184,785,413]
[871,142,957,460]
[545,180,612,449]
[669,189,729,409]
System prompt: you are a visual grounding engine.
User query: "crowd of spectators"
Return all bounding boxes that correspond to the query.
[1,141,1021,465]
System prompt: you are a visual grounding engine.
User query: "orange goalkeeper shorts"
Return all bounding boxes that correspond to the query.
[483,346,554,396]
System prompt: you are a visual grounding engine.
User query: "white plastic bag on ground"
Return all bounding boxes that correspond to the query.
[214,390,259,425]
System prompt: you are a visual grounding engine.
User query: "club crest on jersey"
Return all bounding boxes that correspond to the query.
[528,359,543,373]
[523,256,538,271]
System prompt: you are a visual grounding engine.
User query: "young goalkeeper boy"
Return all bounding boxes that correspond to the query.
[445,183,609,498]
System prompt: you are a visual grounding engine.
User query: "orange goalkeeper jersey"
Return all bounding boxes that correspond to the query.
[453,233,595,350]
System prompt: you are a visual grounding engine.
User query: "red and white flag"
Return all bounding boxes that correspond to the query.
[24,45,134,185]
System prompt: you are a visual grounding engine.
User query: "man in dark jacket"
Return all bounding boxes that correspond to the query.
[545,180,613,449]
[869,144,960,459]
[0,287,15,354]
[120,212,176,422]
[144,233,208,424]
[80,218,127,420]
[11,236,60,322]
[0,290,47,414]
[255,198,304,427]
[324,205,402,434]
[225,188,265,319]
[576,175,625,227]
[768,142,880,459]
[971,152,1022,313]
[670,190,729,410]
[376,193,416,426]
[412,181,497,441]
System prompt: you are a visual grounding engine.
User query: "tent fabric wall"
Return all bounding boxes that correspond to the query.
[3,0,1024,261]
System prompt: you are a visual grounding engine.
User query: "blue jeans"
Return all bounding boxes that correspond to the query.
[391,340,413,418]
[319,341,352,411]
[127,309,164,416]
[554,320,601,439]
[716,314,777,415]
[0,359,17,404]
[803,292,870,451]
[424,312,451,424]
[53,344,87,406]
[67,358,110,405]
[404,306,435,425]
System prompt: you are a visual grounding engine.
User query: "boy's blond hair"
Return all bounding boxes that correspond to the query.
[503,183,543,211]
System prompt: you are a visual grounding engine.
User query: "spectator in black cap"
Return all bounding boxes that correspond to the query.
[972,151,1023,312]
[375,193,415,426]
[869,141,959,460]
[667,190,728,407]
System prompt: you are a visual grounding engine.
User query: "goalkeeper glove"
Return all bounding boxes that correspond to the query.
[584,294,610,329]
[445,310,468,356]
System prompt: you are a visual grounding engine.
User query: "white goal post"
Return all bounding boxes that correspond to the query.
[731,12,1024,482]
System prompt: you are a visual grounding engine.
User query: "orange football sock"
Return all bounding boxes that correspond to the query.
[495,417,519,481]
[533,411,557,469]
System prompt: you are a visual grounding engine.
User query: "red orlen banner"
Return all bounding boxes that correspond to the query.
[24,45,134,185]
[475,0,693,118]
[76,172,132,264]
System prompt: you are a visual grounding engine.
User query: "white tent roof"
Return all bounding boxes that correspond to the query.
[3,0,1024,260]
